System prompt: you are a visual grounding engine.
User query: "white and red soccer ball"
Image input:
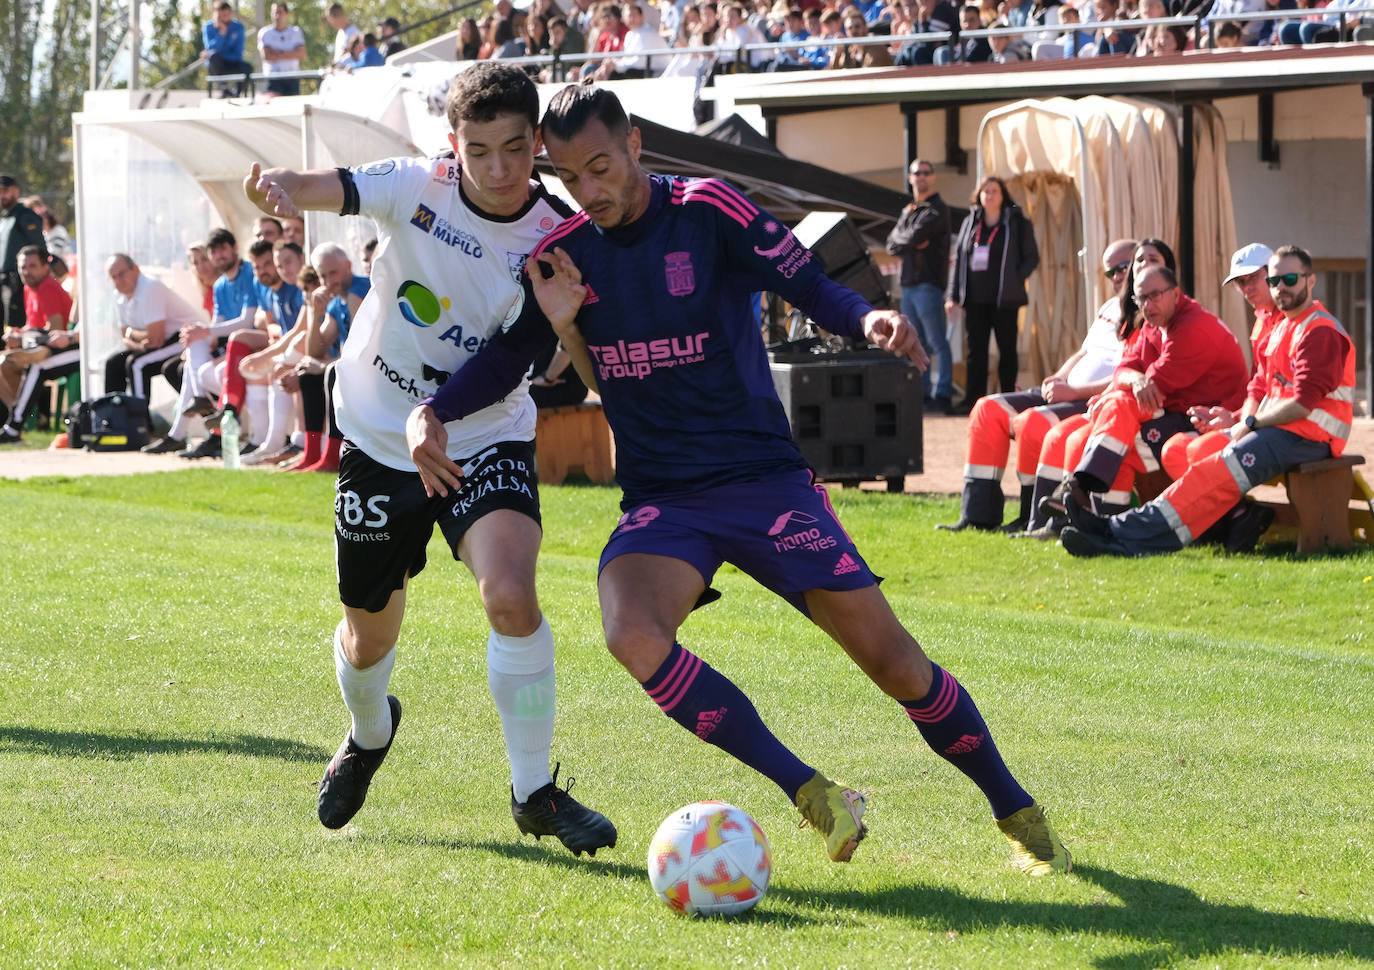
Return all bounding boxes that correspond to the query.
[646,801,772,916]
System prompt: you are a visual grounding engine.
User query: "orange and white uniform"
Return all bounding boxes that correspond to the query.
[1103,300,1354,553]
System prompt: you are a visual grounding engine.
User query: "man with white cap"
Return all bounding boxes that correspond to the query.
[1155,242,1280,485]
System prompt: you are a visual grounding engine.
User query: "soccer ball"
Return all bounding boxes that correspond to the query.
[646,801,771,916]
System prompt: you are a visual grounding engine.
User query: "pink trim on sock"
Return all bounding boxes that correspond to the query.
[904,672,959,723]
[647,650,702,714]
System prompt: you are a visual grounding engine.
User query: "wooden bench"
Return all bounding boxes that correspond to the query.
[1258,454,1370,554]
[534,403,615,486]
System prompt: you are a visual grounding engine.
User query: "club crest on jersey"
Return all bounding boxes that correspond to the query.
[506,251,528,284]
[397,280,450,328]
[665,251,695,297]
[411,204,437,233]
[360,159,396,177]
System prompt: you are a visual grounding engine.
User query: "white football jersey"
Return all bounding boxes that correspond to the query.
[333,155,569,471]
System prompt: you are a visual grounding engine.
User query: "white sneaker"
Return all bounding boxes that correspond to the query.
[240,443,279,466]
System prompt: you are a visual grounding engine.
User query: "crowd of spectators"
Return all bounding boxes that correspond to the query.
[441,0,1374,81]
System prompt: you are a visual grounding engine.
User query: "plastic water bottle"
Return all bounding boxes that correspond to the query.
[221,411,240,470]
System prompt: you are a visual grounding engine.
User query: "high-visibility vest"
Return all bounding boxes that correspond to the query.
[1258,300,1355,455]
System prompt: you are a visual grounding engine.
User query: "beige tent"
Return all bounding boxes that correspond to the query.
[978,96,1247,385]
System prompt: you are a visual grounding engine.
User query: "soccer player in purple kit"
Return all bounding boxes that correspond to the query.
[435,84,1071,875]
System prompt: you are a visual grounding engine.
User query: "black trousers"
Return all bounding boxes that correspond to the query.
[963,302,1020,400]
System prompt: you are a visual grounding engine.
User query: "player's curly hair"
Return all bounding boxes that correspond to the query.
[539,83,631,145]
[445,61,539,131]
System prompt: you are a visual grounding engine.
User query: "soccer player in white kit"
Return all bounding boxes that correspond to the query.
[243,63,617,855]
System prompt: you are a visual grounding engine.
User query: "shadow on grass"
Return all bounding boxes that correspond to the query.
[763,863,1373,967]
[0,725,330,763]
[375,832,824,926]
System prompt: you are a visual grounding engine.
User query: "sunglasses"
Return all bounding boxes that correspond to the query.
[1104,261,1130,279]
[1266,272,1309,288]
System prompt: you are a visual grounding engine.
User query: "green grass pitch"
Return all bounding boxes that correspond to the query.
[0,469,1370,968]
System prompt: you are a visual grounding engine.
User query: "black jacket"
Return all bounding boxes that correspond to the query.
[1,202,46,275]
[945,202,1038,309]
[885,192,951,289]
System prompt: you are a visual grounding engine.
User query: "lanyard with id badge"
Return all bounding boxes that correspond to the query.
[971,220,1000,273]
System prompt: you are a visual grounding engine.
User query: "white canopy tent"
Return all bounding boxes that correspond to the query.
[71,96,421,397]
[978,96,1245,384]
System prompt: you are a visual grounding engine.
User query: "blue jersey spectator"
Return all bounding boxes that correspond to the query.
[202,2,254,97]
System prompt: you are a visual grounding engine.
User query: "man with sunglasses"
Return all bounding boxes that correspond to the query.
[1061,245,1355,557]
[886,159,953,413]
[1062,263,1249,521]
[939,239,1137,533]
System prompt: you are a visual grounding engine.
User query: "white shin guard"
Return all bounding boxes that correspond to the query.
[334,622,396,750]
[487,615,556,802]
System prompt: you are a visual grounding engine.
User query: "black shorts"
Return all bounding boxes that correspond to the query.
[334,439,541,612]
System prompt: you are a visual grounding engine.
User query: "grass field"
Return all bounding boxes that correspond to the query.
[0,468,1370,969]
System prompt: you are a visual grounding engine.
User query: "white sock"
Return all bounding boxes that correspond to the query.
[198,359,223,399]
[334,622,396,749]
[184,339,214,397]
[168,376,195,439]
[243,384,269,445]
[262,384,291,450]
[488,615,556,802]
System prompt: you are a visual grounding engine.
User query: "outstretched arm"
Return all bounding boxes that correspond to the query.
[244,162,345,219]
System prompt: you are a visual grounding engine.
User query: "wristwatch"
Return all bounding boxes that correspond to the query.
[1244,414,1258,431]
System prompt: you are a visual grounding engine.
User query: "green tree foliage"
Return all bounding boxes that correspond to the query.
[0,0,490,224]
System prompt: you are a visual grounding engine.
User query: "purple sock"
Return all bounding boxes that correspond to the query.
[643,642,815,801]
[902,663,1033,820]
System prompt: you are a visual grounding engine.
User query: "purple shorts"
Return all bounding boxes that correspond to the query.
[599,469,878,611]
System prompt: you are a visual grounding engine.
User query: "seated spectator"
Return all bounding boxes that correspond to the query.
[831,8,896,64]
[1062,245,1354,557]
[198,239,305,453]
[894,0,960,64]
[346,32,387,69]
[0,246,75,443]
[1206,0,1265,46]
[1253,0,1296,44]
[281,216,306,247]
[1213,19,1244,44]
[986,16,1028,58]
[593,3,630,58]
[767,8,816,69]
[1158,243,1280,482]
[1139,21,1187,51]
[236,262,323,464]
[103,252,201,406]
[1060,263,1250,520]
[1056,5,1096,55]
[1024,0,1063,46]
[1278,0,1368,43]
[937,240,1136,532]
[1092,0,1137,52]
[595,3,664,77]
[714,3,770,72]
[201,2,254,97]
[540,18,585,81]
[288,241,369,473]
[1029,237,1172,532]
[937,4,994,61]
[254,215,284,242]
[803,9,846,66]
[457,17,483,59]
[172,227,259,459]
